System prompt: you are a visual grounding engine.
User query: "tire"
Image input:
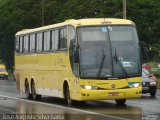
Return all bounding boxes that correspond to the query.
[25,82,32,99]
[115,99,126,105]
[150,92,156,97]
[31,82,41,100]
[65,84,73,106]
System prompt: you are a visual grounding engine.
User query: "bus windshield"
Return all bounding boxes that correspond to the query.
[77,26,141,79]
[0,68,6,72]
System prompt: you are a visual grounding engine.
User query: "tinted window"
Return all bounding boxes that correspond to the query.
[20,36,23,53]
[15,37,19,53]
[68,26,75,43]
[78,27,112,78]
[55,30,59,50]
[59,28,67,50]
[24,35,29,53]
[110,26,141,77]
[44,31,51,51]
[68,26,78,76]
[36,33,43,52]
[51,31,55,51]
[30,34,36,52]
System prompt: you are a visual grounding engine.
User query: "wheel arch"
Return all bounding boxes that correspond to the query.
[30,78,35,86]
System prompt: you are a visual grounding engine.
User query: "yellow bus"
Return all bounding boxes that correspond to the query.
[0,64,8,79]
[15,18,142,105]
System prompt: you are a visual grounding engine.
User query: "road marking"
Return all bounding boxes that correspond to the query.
[0,107,15,114]
[0,94,131,120]
[126,100,160,107]
[99,99,160,107]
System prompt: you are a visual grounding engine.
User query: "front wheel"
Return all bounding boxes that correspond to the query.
[65,84,73,106]
[150,92,156,97]
[5,75,8,80]
[115,99,126,105]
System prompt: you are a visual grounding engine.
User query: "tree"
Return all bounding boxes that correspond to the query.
[0,0,160,70]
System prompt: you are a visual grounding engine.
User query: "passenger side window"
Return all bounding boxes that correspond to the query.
[55,30,59,50]
[36,33,43,52]
[30,34,36,52]
[68,26,78,76]
[24,35,29,53]
[44,31,51,51]
[59,28,67,50]
[20,36,23,53]
[15,37,20,53]
[51,30,55,51]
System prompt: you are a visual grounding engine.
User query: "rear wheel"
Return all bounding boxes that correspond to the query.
[25,81,32,99]
[31,82,41,100]
[115,99,126,105]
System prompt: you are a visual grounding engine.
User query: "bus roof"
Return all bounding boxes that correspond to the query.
[16,18,135,36]
[0,64,6,68]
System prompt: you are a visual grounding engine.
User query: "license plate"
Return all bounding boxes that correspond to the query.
[143,87,149,90]
[108,92,119,96]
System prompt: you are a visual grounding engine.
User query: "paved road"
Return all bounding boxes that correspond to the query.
[0,79,160,120]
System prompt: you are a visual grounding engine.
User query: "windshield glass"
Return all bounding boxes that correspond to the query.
[77,26,141,79]
[0,68,6,72]
[110,26,141,78]
[142,68,150,78]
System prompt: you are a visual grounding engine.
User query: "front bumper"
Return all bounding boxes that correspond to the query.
[0,74,8,77]
[142,86,157,93]
[72,87,142,101]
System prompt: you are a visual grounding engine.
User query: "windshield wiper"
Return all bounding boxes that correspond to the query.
[97,48,106,78]
[113,49,129,77]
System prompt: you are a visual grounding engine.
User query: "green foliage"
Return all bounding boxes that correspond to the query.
[0,0,160,69]
[153,71,160,78]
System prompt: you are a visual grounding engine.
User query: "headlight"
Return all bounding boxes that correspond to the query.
[80,85,98,90]
[129,83,141,88]
[150,81,156,85]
